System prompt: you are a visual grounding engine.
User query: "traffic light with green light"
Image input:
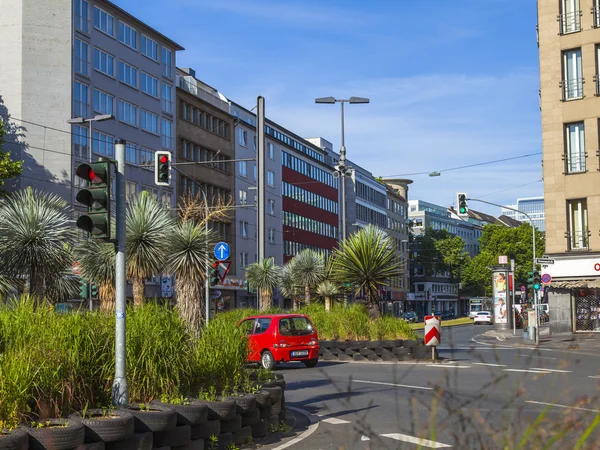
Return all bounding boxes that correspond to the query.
[456,193,468,215]
[75,161,112,239]
[533,271,541,291]
[210,261,220,287]
[79,280,88,299]
[90,284,99,298]
[155,151,172,187]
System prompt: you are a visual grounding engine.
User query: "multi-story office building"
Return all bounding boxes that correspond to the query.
[346,164,387,235]
[176,68,237,311]
[537,0,600,333]
[0,0,183,297]
[501,197,545,232]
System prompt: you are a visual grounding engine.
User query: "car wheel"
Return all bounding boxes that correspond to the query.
[303,358,318,368]
[261,350,276,370]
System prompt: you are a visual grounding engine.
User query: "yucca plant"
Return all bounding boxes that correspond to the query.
[290,249,325,305]
[246,258,281,311]
[126,191,174,307]
[330,224,401,319]
[167,220,216,332]
[0,187,74,301]
[316,280,339,312]
[279,262,301,310]
[75,240,116,311]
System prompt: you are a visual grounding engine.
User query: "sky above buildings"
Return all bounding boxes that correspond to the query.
[117,0,541,215]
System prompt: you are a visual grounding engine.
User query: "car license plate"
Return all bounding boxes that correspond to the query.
[291,350,309,357]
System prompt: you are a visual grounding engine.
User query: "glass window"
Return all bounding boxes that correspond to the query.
[267,170,275,187]
[126,181,137,201]
[278,317,314,336]
[93,89,114,115]
[268,142,275,160]
[563,48,583,100]
[93,48,115,77]
[73,125,88,160]
[240,252,249,269]
[125,142,136,164]
[74,39,89,76]
[73,81,89,118]
[565,122,585,173]
[74,0,89,33]
[239,319,255,335]
[239,190,247,205]
[93,6,114,36]
[254,317,271,334]
[560,0,581,34]
[161,82,172,114]
[139,148,153,168]
[568,198,588,249]
[239,129,247,146]
[141,72,158,97]
[268,199,275,215]
[162,47,173,78]
[239,160,247,177]
[141,35,158,61]
[141,110,159,134]
[118,61,138,88]
[118,22,137,49]
[162,119,173,150]
[118,100,138,127]
[240,221,248,237]
[92,131,114,157]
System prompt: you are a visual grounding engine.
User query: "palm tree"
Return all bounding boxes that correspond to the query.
[290,249,324,305]
[330,224,401,320]
[246,258,281,311]
[167,220,216,332]
[279,262,300,310]
[0,188,74,301]
[126,191,174,307]
[317,280,339,312]
[75,240,116,311]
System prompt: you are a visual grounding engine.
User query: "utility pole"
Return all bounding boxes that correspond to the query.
[112,139,128,405]
[257,96,265,263]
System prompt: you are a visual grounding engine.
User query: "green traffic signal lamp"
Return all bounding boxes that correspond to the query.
[210,261,220,286]
[533,271,541,291]
[75,161,111,239]
[456,192,468,215]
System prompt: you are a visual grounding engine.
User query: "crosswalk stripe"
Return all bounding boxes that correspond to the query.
[503,369,550,374]
[530,368,571,373]
[472,362,506,367]
[380,433,452,448]
[320,417,351,424]
[426,364,471,368]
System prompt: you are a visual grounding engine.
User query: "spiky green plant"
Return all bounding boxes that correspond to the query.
[290,249,325,305]
[330,224,401,319]
[246,258,281,311]
[167,220,216,331]
[279,262,300,310]
[75,240,116,311]
[126,191,175,307]
[316,280,339,312]
[0,187,74,301]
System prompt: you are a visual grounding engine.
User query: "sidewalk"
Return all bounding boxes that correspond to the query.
[483,327,600,353]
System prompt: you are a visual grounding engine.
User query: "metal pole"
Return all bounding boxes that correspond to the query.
[511,259,516,336]
[257,96,265,264]
[202,189,210,326]
[339,101,347,242]
[112,139,128,405]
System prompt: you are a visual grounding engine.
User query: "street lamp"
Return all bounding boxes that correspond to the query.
[67,114,115,163]
[315,96,370,243]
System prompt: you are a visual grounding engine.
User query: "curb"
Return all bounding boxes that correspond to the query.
[269,407,319,450]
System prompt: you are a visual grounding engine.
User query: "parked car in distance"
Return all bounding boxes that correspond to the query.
[237,314,320,370]
[402,311,418,323]
[473,311,493,325]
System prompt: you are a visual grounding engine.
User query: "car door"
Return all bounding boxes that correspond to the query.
[239,318,259,361]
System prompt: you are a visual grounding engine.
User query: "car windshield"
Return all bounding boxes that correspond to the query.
[279,317,314,336]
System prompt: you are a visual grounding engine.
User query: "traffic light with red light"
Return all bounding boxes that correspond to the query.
[155,151,172,187]
[75,161,112,239]
[210,261,220,287]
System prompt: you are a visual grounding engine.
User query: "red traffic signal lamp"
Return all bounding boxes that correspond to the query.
[210,261,220,287]
[155,151,172,187]
[75,161,112,239]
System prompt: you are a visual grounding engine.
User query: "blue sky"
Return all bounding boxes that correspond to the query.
[118,0,542,215]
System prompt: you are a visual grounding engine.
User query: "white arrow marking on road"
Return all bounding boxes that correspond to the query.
[354,379,433,390]
[526,400,600,413]
[530,367,571,373]
[320,417,351,425]
[361,435,370,441]
[503,369,551,374]
[472,362,507,367]
[380,433,452,448]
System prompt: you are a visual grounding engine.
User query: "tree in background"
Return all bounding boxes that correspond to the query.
[0,119,23,194]
[412,229,469,280]
[246,258,281,311]
[290,249,325,305]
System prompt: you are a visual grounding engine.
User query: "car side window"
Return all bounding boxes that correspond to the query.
[254,318,272,335]
[239,319,255,335]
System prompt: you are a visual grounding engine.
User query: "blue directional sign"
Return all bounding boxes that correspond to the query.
[214,242,230,261]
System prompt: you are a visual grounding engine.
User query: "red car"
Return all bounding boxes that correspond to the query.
[237,314,320,370]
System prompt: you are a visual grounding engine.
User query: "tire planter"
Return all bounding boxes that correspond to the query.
[241,409,260,427]
[173,439,204,450]
[250,420,268,439]
[26,418,85,450]
[0,428,28,450]
[124,404,177,433]
[75,442,105,450]
[268,414,280,430]
[192,399,235,421]
[260,386,282,406]
[253,390,271,409]
[219,415,241,434]
[258,404,272,420]
[151,401,208,426]
[69,409,134,443]
[217,432,232,450]
[153,424,191,447]
[221,394,255,415]
[190,419,220,441]
[233,426,252,446]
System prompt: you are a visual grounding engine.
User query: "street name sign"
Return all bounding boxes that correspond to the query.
[536,258,555,265]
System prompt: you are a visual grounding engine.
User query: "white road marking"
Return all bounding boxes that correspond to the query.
[272,407,319,450]
[320,417,351,425]
[361,435,370,441]
[530,367,571,373]
[503,369,551,374]
[381,433,452,448]
[426,364,471,368]
[472,362,507,367]
[354,379,433,391]
[526,400,600,413]
[516,353,557,360]
[589,375,600,379]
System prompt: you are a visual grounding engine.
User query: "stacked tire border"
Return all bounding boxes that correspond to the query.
[319,338,439,362]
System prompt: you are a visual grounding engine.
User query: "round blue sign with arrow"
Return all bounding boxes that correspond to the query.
[214,242,230,261]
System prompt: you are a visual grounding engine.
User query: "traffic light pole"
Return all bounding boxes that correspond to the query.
[113,139,128,405]
[466,197,539,344]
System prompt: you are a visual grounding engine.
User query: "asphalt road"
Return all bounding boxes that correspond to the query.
[267,325,600,450]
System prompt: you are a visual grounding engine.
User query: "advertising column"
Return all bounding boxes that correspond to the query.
[492,266,510,330]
